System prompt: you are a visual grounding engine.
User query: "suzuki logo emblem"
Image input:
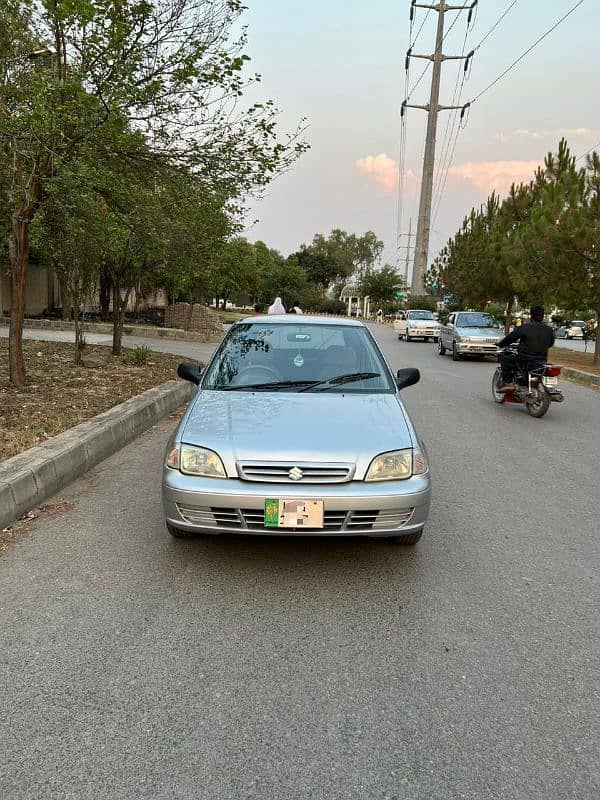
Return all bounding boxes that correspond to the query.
[289,467,303,481]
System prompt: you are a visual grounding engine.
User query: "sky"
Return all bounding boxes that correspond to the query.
[239,0,600,275]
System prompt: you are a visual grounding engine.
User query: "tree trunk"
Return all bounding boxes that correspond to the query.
[8,215,29,387]
[57,273,72,320]
[594,307,600,367]
[99,270,111,322]
[73,297,84,366]
[504,298,514,334]
[112,282,124,355]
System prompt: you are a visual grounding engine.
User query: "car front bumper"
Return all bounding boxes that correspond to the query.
[456,341,500,354]
[162,470,431,537]
[408,328,439,338]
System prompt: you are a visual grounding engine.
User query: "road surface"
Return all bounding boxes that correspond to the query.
[1,323,598,800]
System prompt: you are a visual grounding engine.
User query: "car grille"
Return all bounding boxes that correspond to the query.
[176,505,414,532]
[236,461,354,484]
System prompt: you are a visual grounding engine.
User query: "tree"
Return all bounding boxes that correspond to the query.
[293,229,384,288]
[1,0,307,385]
[358,266,405,306]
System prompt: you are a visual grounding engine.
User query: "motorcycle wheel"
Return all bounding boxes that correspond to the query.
[492,369,506,404]
[526,386,551,418]
[438,338,446,356]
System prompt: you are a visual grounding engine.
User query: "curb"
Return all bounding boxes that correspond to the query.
[0,380,194,531]
[559,365,600,388]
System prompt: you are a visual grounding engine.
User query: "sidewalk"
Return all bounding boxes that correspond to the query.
[0,327,220,363]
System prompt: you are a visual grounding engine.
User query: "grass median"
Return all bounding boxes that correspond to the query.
[550,347,600,377]
[1,339,196,461]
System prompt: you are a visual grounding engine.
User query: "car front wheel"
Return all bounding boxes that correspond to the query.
[452,341,461,361]
[438,338,446,355]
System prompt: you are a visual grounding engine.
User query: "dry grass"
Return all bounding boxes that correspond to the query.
[549,347,600,377]
[0,339,194,461]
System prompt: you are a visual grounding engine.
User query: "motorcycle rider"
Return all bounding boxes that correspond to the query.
[497,305,555,389]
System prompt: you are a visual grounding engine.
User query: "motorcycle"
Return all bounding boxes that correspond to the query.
[492,346,564,418]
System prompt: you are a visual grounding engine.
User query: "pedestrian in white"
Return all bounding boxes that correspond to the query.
[376,308,384,324]
[267,297,286,315]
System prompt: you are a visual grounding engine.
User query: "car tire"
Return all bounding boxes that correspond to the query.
[452,341,461,361]
[166,521,191,538]
[386,529,423,545]
[438,338,446,356]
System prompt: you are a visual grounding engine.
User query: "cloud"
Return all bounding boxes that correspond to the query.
[495,128,597,143]
[356,153,420,194]
[355,153,398,191]
[448,160,541,195]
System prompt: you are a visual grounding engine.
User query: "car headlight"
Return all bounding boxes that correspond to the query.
[364,449,428,482]
[166,445,226,478]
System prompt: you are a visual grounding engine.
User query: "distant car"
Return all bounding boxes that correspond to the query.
[555,326,569,339]
[567,321,585,339]
[438,311,505,361]
[163,315,431,545]
[394,309,441,342]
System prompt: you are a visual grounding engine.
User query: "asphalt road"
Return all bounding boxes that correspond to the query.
[1,323,599,800]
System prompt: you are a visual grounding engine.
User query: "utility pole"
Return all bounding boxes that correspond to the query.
[396,218,415,285]
[404,0,476,295]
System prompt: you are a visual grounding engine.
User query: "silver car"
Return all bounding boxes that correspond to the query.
[438,311,504,360]
[162,316,431,545]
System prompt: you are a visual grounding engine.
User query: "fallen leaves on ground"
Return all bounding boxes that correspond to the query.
[1,340,200,460]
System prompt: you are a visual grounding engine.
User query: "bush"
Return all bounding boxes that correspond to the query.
[313,299,347,315]
[128,345,151,366]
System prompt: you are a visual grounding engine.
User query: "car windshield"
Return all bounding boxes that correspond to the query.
[203,321,395,393]
[409,311,435,320]
[456,312,496,328]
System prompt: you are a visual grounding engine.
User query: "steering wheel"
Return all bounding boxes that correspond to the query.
[233,364,281,384]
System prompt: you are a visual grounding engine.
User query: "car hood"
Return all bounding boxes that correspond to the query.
[409,319,439,326]
[457,326,503,338]
[180,391,413,477]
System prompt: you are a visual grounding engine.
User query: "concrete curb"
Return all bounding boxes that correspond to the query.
[0,316,223,343]
[559,365,600,388]
[0,380,194,531]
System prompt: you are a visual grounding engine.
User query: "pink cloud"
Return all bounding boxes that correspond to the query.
[448,160,541,195]
[356,153,420,194]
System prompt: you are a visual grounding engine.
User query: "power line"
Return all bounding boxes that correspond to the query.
[472,0,519,52]
[576,141,600,162]
[405,10,463,101]
[470,0,586,105]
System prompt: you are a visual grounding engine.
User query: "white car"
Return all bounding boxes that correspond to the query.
[394,310,440,342]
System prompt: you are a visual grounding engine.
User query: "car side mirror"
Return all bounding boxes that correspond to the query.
[396,368,420,390]
[177,362,203,385]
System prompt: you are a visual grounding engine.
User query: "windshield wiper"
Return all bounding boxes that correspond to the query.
[213,379,319,392]
[298,371,380,392]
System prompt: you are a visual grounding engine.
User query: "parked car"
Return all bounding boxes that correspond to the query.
[438,311,505,361]
[394,309,441,342]
[163,316,431,545]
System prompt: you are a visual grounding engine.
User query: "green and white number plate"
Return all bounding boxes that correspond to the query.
[264,499,324,529]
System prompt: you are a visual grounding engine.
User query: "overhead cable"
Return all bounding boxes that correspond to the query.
[469,0,586,105]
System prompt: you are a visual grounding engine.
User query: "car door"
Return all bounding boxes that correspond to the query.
[442,314,454,346]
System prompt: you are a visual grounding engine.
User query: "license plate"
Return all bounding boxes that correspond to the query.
[543,376,558,387]
[264,499,324,529]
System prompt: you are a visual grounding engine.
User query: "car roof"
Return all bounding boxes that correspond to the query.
[238,314,366,328]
